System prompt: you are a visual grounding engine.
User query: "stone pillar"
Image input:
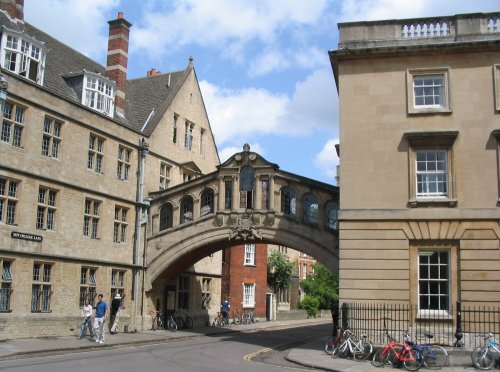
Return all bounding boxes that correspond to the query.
[232,175,239,210]
[255,175,262,209]
[218,176,224,211]
[269,175,275,211]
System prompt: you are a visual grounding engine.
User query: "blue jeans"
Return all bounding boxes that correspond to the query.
[79,316,93,338]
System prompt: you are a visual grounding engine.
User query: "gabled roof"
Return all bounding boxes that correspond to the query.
[0,11,192,134]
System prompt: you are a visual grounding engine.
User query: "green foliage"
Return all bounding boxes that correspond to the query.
[267,250,294,293]
[298,295,320,317]
[300,263,339,309]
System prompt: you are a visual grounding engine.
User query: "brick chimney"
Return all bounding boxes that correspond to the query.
[106,12,132,116]
[146,68,161,77]
[0,0,24,21]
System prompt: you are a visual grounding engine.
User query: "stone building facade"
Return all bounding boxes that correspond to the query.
[0,1,221,339]
[329,12,500,315]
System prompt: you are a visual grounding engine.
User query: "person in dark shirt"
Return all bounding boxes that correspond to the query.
[110,294,122,334]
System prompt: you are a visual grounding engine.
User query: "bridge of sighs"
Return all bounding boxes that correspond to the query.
[144,144,339,291]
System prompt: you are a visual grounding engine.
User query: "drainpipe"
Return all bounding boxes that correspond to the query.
[134,138,149,331]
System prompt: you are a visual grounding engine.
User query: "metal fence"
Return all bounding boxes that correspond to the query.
[338,302,500,349]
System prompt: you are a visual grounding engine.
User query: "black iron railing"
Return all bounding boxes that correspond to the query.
[337,302,500,348]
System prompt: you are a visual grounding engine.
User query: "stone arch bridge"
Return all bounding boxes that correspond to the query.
[145,144,339,291]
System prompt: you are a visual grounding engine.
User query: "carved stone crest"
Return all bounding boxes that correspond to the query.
[228,214,262,241]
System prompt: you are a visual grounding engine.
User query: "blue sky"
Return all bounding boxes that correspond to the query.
[24,0,499,185]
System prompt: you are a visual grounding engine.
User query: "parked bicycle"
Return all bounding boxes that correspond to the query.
[332,329,373,361]
[151,310,163,331]
[241,309,255,324]
[174,308,194,329]
[471,333,500,370]
[372,330,423,371]
[404,332,448,369]
[232,308,242,325]
[325,327,346,355]
[213,311,230,327]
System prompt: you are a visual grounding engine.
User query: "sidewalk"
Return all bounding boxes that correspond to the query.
[0,318,474,371]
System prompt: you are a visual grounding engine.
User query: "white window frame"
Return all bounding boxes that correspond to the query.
[244,243,255,266]
[111,269,125,301]
[1,31,46,84]
[416,150,448,198]
[82,73,115,117]
[242,283,255,308]
[407,68,451,114]
[406,131,457,208]
[31,262,53,312]
[113,206,128,243]
[201,278,211,310]
[88,134,105,174]
[418,250,450,314]
[80,267,97,307]
[184,121,194,150]
[160,162,171,190]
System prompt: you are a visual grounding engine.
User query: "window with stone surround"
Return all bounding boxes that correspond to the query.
[200,188,214,217]
[224,180,233,210]
[36,187,57,231]
[243,283,255,308]
[1,101,25,147]
[244,244,255,266]
[80,267,97,307]
[303,194,318,224]
[160,162,171,190]
[405,131,458,207]
[87,134,105,173]
[41,116,62,158]
[281,186,296,216]
[0,260,13,312]
[179,196,193,224]
[83,198,101,239]
[201,278,211,310]
[406,68,451,114]
[111,269,125,301]
[83,74,114,117]
[159,203,173,231]
[31,262,53,312]
[116,145,131,181]
[0,177,18,225]
[172,114,178,143]
[184,121,194,150]
[113,206,128,243]
[325,201,339,230]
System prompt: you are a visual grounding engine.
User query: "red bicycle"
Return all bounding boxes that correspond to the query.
[325,327,345,355]
[372,330,423,371]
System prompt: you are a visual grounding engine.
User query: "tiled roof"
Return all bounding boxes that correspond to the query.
[0,11,189,134]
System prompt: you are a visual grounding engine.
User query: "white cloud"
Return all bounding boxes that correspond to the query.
[339,0,500,22]
[200,81,288,145]
[248,49,290,77]
[24,0,119,60]
[314,138,339,184]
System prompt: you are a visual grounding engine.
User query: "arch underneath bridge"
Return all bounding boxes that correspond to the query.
[144,145,339,291]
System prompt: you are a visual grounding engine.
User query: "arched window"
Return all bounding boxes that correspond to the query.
[325,201,339,230]
[159,203,173,231]
[200,188,214,217]
[281,186,296,216]
[180,196,194,224]
[303,194,318,224]
[240,166,255,209]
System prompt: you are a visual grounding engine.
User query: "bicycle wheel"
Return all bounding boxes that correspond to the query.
[325,337,335,355]
[372,348,388,367]
[152,319,158,331]
[175,317,185,329]
[403,347,424,371]
[332,341,346,359]
[233,315,240,325]
[472,347,495,370]
[353,340,373,361]
[423,345,448,369]
[167,318,177,332]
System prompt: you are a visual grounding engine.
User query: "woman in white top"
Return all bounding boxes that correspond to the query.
[78,298,94,339]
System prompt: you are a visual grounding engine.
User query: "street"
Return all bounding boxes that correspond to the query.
[0,323,330,372]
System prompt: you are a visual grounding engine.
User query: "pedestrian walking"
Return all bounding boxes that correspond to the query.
[110,293,122,334]
[78,298,93,339]
[94,294,108,344]
[221,298,230,324]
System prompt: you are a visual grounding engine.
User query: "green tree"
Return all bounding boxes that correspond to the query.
[300,263,339,310]
[267,250,294,294]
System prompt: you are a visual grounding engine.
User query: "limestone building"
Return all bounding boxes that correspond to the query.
[329,12,500,314]
[0,1,220,339]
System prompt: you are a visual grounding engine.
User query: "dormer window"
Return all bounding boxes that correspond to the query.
[1,30,46,84]
[83,74,115,117]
